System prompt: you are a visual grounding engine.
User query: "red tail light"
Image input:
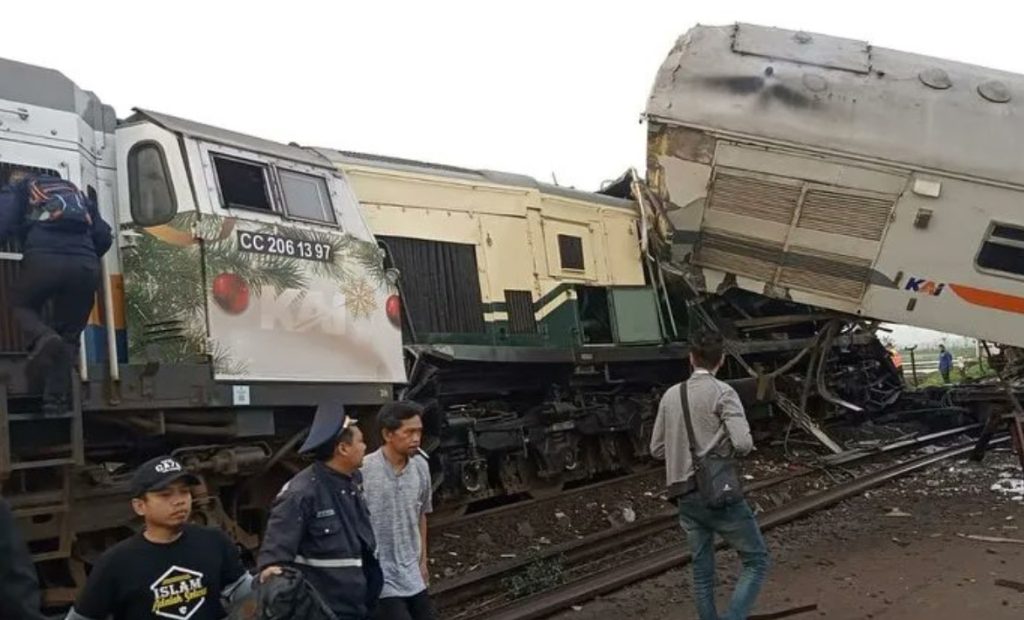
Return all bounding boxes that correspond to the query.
[386,295,401,326]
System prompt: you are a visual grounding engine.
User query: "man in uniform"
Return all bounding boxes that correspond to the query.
[258,404,383,620]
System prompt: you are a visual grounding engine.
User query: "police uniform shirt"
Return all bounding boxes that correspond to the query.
[257,462,381,619]
[69,525,248,620]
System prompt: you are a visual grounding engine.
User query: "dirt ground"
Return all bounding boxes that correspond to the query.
[548,450,1024,620]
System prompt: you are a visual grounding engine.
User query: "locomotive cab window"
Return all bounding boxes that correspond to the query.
[558,234,585,271]
[128,142,177,226]
[212,155,273,212]
[977,223,1024,276]
[279,169,336,224]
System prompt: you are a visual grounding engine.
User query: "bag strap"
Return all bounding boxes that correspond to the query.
[677,382,704,462]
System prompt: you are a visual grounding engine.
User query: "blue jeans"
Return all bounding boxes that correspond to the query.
[677,495,769,620]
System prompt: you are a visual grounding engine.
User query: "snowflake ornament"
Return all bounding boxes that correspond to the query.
[343,279,377,320]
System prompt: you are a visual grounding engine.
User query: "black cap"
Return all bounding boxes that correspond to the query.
[130,456,200,497]
[299,403,357,454]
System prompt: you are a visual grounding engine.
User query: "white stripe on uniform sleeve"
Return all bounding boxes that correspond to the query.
[294,555,363,568]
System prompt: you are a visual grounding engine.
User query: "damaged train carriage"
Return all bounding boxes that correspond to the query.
[644,23,1024,353]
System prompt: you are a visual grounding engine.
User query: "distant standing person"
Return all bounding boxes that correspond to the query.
[939,344,954,384]
[361,402,436,620]
[650,331,769,620]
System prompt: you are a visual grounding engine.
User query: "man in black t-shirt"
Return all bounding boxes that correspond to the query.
[65,456,253,620]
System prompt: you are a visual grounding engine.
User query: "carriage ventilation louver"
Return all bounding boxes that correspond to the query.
[699,172,897,301]
[706,173,800,224]
[796,189,894,241]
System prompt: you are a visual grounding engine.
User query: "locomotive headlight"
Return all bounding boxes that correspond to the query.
[386,294,401,326]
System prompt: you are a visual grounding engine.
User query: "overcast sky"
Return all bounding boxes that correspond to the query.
[2,0,1009,346]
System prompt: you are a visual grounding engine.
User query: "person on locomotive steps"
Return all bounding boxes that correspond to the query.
[258,404,384,620]
[361,401,436,620]
[0,168,112,415]
[65,456,253,620]
[650,330,770,620]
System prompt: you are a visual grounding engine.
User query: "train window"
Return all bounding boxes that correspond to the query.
[128,142,177,226]
[558,234,585,271]
[212,155,273,212]
[977,223,1024,276]
[279,169,336,224]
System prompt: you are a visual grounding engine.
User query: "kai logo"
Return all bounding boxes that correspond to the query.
[154,459,182,474]
[904,276,945,297]
[150,566,208,620]
[260,289,349,335]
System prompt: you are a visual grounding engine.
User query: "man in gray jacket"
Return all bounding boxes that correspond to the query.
[650,331,769,620]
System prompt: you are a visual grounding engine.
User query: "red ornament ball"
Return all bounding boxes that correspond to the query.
[385,294,401,326]
[212,272,250,315]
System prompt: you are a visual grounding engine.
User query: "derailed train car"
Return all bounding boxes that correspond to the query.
[644,23,1024,351]
[321,149,900,510]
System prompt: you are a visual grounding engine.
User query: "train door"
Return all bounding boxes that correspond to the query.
[115,120,205,368]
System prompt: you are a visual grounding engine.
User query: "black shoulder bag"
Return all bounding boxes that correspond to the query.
[678,383,744,508]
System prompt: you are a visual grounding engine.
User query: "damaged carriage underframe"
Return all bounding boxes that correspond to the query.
[401,311,903,511]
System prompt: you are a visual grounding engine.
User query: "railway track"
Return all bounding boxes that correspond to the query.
[434,424,989,619]
[430,466,663,529]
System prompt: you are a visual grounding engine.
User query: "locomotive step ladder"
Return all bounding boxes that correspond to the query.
[0,352,84,562]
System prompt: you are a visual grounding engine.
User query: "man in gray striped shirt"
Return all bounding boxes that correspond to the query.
[650,331,769,620]
[362,402,436,620]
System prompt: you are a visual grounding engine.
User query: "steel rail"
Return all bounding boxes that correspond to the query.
[435,423,982,612]
[469,436,1008,620]
[431,466,662,529]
